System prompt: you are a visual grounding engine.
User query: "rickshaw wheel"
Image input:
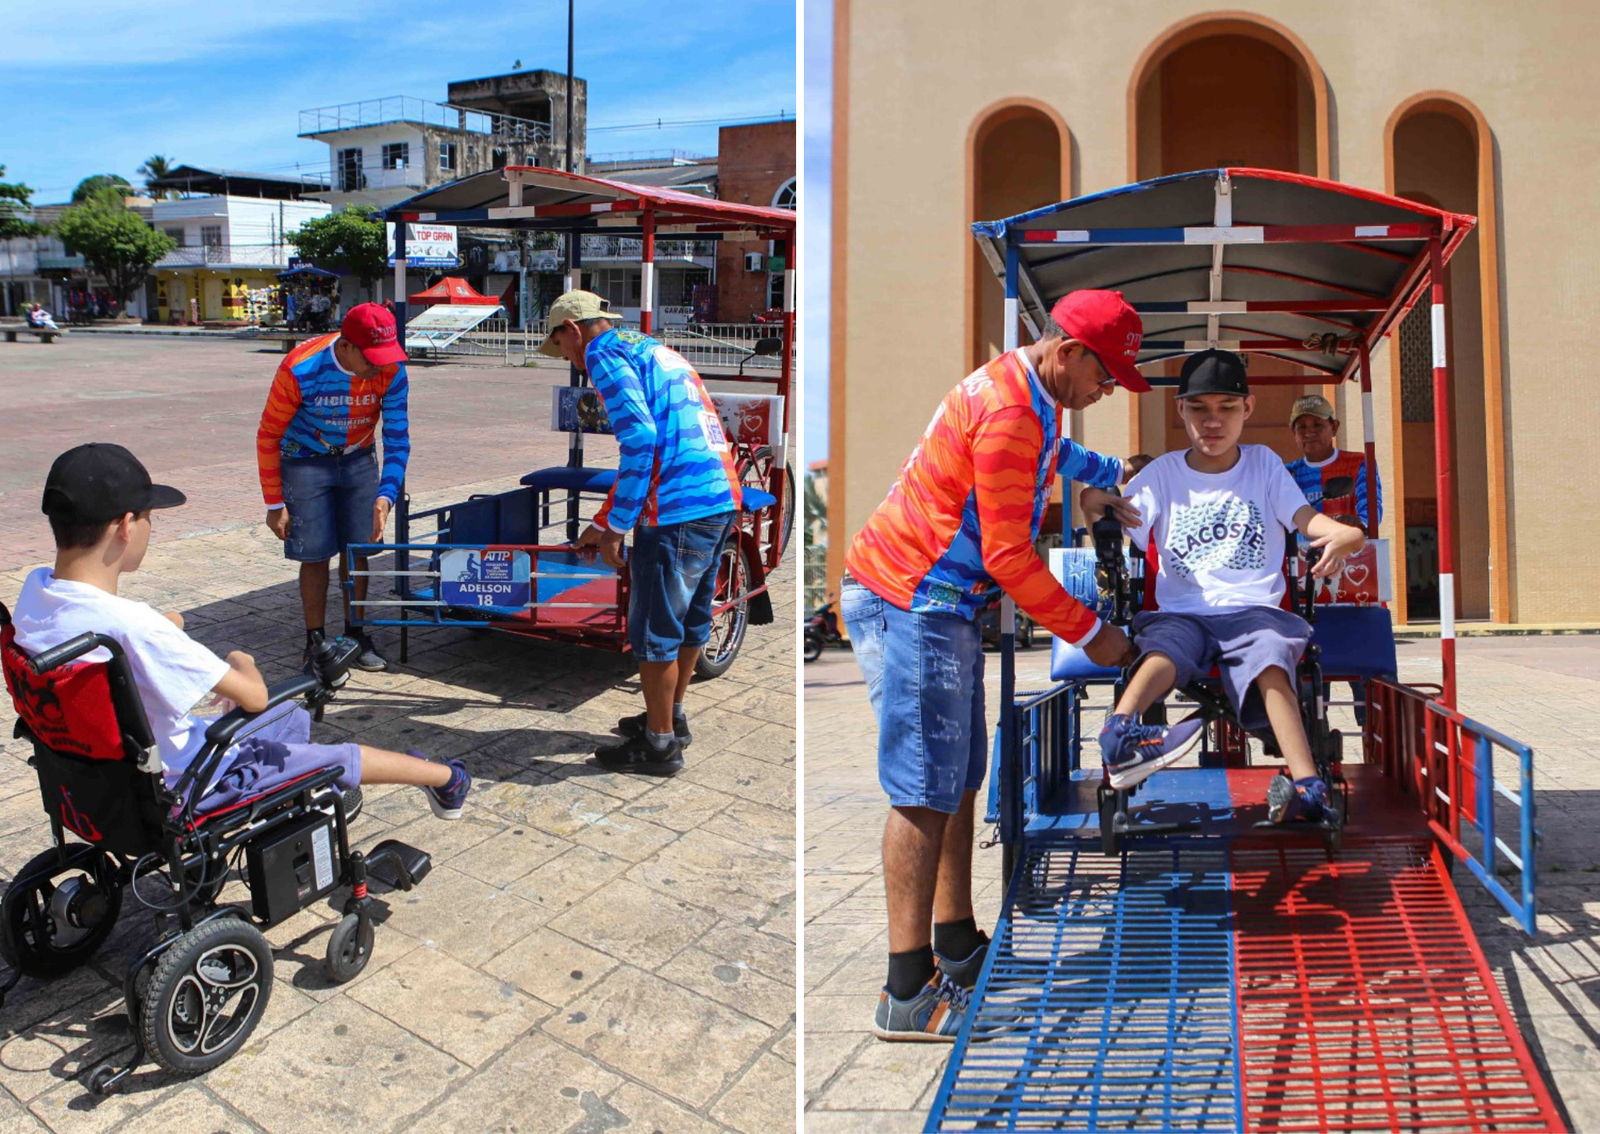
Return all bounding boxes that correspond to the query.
[736,448,795,558]
[695,539,752,679]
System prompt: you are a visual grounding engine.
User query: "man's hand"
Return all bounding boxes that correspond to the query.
[163,611,185,630]
[597,530,627,570]
[1309,520,1367,579]
[573,524,604,549]
[1083,623,1137,669]
[1123,454,1154,480]
[266,507,290,541]
[1080,486,1143,529]
[371,497,393,542]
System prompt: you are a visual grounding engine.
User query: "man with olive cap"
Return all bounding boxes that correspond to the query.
[840,289,1149,1041]
[539,290,742,777]
[1284,392,1382,530]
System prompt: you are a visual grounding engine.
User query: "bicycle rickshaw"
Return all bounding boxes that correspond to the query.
[348,168,795,677]
[927,168,1563,1132]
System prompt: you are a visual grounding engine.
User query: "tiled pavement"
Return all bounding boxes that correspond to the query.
[804,636,1600,1132]
[0,339,797,1133]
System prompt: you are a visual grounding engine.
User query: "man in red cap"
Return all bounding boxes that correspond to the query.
[257,301,411,671]
[840,289,1148,1041]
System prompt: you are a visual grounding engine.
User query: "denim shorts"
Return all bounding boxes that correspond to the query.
[840,580,986,814]
[628,512,736,662]
[1131,606,1310,732]
[280,449,380,563]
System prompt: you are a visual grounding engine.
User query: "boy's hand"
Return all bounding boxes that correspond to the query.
[266,507,291,541]
[1083,623,1137,669]
[1080,486,1142,529]
[1123,454,1154,480]
[1309,523,1367,579]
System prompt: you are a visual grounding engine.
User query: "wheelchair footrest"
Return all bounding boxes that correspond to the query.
[366,840,432,891]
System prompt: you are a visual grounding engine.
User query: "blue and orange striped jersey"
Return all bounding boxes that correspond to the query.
[1285,449,1382,528]
[256,333,411,506]
[587,328,741,533]
[845,350,1119,645]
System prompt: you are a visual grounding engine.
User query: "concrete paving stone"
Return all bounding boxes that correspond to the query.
[601,1082,722,1134]
[810,1040,950,1113]
[108,1086,260,1134]
[801,994,880,1035]
[682,751,796,809]
[472,776,630,840]
[710,685,795,730]
[511,844,634,915]
[804,873,873,922]
[722,722,796,766]
[26,1076,162,1134]
[206,997,464,1132]
[771,1023,796,1065]
[542,965,770,1110]
[409,1031,623,1133]
[262,904,423,1003]
[691,921,795,986]
[802,925,885,994]
[627,828,790,923]
[802,1111,925,1134]
[699,798,797,863]
[569,811,682,864]
[346,945,550,1066]
[0,1003,134,1106]
[655,947,796,1030]
[0,1097,47,1134]
[760,891,797,942]
[372,866,553,968]
[434,823,572,890]
[708,1052,795,1133]
[481,926,621,1009]
[0,968,117,1038]
[548,879,720,972]
[371,812,509,868]
[621,779,740,834]
[804,1033,867,1101]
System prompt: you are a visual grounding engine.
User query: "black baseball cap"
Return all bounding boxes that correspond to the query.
[41,443,186,525]
[1177,349,1250,399]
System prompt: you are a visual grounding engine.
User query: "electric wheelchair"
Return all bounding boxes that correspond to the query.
[0,602,433,1093]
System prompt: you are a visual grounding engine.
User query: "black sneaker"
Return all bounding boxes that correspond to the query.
[349,635,387,672]
[616,712,692,747]
[595,733,684,777]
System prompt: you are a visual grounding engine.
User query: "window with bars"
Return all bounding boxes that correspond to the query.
[1399,300,1434,422]
[382,142,409,170]
[337,148,364,191]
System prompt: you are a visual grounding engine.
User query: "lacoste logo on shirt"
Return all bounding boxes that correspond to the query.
[1166,499,1267,578]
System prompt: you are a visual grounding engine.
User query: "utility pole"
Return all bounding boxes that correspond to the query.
[566,0,575,172]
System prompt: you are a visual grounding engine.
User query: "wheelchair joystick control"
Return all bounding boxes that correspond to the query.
[308,635,361,691]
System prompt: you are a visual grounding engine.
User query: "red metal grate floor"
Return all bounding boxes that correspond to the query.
[1230,840,1562,1133]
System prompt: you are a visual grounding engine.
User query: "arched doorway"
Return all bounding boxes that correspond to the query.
[1129,16,1329,458]
[1386,95,1504,623]
[966,100,1070,371]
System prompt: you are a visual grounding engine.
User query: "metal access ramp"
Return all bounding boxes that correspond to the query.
[928,840,1562,1133]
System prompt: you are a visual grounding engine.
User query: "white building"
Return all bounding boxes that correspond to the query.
[150,195,331,323]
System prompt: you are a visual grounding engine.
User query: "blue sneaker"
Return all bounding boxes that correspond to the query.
[872,974,971,1042]
[1100,713,1205,790]
[418,756,471,820]
[1266,773,1329,824]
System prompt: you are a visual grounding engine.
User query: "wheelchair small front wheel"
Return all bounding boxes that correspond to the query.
[141,918,272,1074]
[325,911,374,983]
[0,848,122,976]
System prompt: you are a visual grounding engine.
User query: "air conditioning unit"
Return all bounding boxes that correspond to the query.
[744,252,765,272]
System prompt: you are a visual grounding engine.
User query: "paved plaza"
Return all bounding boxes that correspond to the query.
[804,635,1600,1132]
[0,336,797,1133]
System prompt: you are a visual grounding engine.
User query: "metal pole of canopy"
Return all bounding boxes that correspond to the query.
[1429,235,1458,706]
[639,210,655,335]
[566,228,585,541]
[1359,342,1379,540]
[391,218,410,661]
[773,230,797,572]
[999,238,1021,870]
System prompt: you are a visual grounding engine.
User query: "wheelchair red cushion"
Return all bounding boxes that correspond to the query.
[2,623,124,761]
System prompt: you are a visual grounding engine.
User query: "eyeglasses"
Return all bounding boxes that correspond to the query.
[1086,349,1115,389]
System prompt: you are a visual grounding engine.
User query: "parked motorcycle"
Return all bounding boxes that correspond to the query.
[805,599,844,663]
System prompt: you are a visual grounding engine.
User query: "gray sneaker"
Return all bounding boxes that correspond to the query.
[934,932,991,990]
[871,975,971,1042]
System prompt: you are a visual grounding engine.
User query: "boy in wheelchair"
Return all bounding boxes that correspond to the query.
[13,444,472,817]
[1079,351,1365,825]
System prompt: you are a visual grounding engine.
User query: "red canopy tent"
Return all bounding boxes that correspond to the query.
[407,277,501,307]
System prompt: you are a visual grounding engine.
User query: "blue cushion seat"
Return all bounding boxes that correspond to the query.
[741,488,776,512]
[519,467,618,493]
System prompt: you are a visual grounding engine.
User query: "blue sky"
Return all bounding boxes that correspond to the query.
[0,0,796,202]
[802,0,831,464]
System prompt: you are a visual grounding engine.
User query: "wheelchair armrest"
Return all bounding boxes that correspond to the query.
[203,676,321,747]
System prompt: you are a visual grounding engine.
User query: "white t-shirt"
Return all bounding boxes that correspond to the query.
[11,568,231,776]
[1124,445,1311,615]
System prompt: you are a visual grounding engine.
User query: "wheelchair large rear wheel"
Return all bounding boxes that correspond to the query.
[695,539,752,679]
[0,847,122,976]
[141,918,273,1074]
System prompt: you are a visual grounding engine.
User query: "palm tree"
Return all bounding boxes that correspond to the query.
[137,155,177,200]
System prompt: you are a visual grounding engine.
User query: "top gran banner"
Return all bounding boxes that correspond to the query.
[386,222,458,268]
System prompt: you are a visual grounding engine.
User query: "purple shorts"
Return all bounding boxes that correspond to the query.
[1130,607,1310,732]
[177,705,362,811]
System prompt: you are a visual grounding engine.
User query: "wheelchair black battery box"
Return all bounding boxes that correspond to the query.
[245,810,343,926]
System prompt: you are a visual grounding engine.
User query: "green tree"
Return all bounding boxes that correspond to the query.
[286,206,387,299]
[56,187,176,310]
[803,468,829,610]
[71,174,133,203]
[0,165,44,239]
[136,155,177,200]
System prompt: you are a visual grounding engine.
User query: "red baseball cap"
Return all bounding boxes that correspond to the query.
[1048,290,1149,392]
[340,302,407,367]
